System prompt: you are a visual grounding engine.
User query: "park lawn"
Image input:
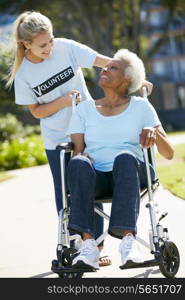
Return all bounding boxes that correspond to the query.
[156,143,185,200]
[167,130,185,136]
[0,171,13,182]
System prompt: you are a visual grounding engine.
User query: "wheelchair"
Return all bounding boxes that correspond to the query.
[51,141,180,278]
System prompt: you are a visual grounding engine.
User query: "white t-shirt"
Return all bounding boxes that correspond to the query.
[14,38,97,149]
[68,97,161,171]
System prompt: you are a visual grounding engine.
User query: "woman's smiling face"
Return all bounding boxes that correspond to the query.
[98,59,131,90]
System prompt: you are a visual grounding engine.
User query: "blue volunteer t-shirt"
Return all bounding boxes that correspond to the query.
[68,97,161,171]
[14,38,97,149]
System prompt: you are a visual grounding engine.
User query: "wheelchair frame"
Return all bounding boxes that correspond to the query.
[51,92,180,278]
[51,143,180,278]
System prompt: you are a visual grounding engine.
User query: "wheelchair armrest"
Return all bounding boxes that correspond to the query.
[56,142,74,152]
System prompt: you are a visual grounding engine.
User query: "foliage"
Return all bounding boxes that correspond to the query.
[0,113,40,142]
[0,0,153,98]
[1,0,185,57]
[0,135,47,171]
[0,113,45,171]
[0,46,14,107]
[0,113,22,141]
[0,45,39,124]
[1,0,185,108]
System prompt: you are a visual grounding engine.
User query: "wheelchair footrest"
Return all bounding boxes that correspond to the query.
[51,265,97,274]
[72,260,98,271]
[120,258,160,270]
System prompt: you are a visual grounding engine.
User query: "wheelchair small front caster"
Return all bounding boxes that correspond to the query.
[51,248,84,279]
[51,259,59,267]
[58,272,83,279]
[159,241,180,278]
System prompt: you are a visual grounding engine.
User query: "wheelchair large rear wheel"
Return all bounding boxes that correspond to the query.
[159,241,180,278]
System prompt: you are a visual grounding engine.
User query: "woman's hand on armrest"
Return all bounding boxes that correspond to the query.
[139,126,174,160]
[140,127,157,149]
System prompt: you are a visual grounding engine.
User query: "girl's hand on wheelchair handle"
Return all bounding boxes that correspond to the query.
[62,91,81,107]
[140,127,157,148]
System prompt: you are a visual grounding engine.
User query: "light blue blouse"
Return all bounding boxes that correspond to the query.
[68,96,161,171]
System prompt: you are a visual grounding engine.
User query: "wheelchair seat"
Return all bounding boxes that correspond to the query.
[94,177,159,203]
[94,146,159,204]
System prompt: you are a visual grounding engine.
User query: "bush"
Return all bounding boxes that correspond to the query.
[0,113,41,142]
[0,45,15,109]
[0,45,39,125]
[0,113,45,171]
[0,135,47,171]
[0,113,24,141]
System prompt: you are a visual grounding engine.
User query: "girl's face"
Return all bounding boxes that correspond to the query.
[24,31,54,62]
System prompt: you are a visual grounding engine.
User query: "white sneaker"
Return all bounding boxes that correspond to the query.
[74,237,83,250]
[72,239,100,270]
[119,234,144,267]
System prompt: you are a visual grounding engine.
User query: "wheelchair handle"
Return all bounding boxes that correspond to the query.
[142,86,148,99]
[56,142,74,152]
[72,92,79,111]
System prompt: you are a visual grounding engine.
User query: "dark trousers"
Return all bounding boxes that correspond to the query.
[67,153,155,239]
[45,149,104,244]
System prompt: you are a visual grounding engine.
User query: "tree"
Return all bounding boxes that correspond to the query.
[1,0,185,98]
[1,0,148,97]
[1,0,185,58]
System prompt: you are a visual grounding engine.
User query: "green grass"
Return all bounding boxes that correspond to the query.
[167,130,185,136]
[0,171,13,182]
[156,143,185,200]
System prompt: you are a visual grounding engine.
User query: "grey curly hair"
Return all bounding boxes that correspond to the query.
[114,49,146,95]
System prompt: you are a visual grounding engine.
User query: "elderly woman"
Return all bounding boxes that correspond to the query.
[67,49,174,270]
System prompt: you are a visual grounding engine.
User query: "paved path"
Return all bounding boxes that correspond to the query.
[0,135,185,278]
[168,133,185,145]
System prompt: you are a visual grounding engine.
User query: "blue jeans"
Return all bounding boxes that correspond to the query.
[45,149,104,244]
[67,153,155,239]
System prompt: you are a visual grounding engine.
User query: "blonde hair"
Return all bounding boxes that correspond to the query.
[6,11,53,87]
[114,49,146,95]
